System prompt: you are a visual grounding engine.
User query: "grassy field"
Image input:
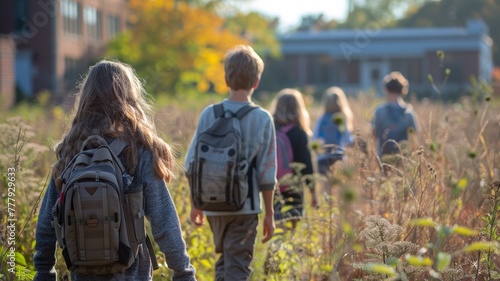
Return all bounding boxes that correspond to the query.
[1,91,499,280]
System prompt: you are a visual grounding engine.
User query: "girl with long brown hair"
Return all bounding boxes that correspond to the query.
[34,60,196,281]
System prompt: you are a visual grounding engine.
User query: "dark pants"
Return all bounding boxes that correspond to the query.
[317,154,342,175]
[273,189,304,222]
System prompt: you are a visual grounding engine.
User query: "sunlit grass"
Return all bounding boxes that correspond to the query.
[1,91,499,280]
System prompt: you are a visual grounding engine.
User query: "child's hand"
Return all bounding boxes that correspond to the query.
[190,207,204,226]
[262,214,275,243]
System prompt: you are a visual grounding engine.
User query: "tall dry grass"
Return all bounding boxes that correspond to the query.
[1,92,499,280]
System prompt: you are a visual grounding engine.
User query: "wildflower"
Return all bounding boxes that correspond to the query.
[429,141,438,153]
[467,150,477,159]
[332,113,344,126]
[342,187,356,203]
[331,113,345,133]
[437,50,445,60]
[309,140,322,153]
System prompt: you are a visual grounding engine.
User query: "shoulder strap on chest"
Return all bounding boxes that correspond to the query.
[213,103,258,120]
[235,105,258,119]
[108,139,128,173]
[279,124,295,134]
[109,139,127,156]
[213,103,225,118]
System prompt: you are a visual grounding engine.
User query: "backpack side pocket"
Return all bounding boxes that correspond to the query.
[187,161,199,208]
[235,159,250,209]
[124,183,146,245]
[52,195,64,248]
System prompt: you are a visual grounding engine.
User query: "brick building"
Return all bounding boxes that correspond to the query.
[0,0,128,103]
[0,35,15,108]
[261,19,494,97]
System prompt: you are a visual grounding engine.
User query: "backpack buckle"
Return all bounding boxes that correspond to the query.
[86,218,98,227]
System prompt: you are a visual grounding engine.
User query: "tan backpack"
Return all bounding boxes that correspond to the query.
[52,135,158,275]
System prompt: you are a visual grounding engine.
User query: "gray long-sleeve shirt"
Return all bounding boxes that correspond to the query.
[34,148,196,281]
[184,99,277,216]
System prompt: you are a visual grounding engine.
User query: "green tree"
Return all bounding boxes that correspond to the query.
[295,13,339,32]
[107,0,248,96]
[224,11,281,58]
[398,0,500,65]
[340,5,385,29]
[341,0,428,28]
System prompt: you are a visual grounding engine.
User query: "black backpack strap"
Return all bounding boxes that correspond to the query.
[145,234,159,270]
[109,139,128,156]
[235,105,258,120]
[213,103,225,118]
[247,157,257,211]
[108,139,128,173]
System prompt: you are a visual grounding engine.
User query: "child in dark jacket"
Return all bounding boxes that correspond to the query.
[270,88,317,230]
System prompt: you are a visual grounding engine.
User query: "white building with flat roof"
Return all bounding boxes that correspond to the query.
[262,19,493,97]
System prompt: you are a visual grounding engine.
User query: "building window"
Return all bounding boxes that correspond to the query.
[390,58,423,84]
[62,0,82,36]
[407,59,423,83]
[15,0,29,31]
[64,57,84,87]
[107,15,121,39]
[371,69,380,80]
[339,60,360,84]
[443,62,464,83]
[311,55,334,84]
[85,6,102,41]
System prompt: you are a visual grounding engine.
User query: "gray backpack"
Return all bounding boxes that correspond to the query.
[52,135,158,275]
[187,103,257,211]
[379,104,413,155]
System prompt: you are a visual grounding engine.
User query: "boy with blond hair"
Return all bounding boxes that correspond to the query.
[184,45,276,280]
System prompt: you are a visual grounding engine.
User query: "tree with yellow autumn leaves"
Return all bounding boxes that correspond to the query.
[107,0,280,96]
